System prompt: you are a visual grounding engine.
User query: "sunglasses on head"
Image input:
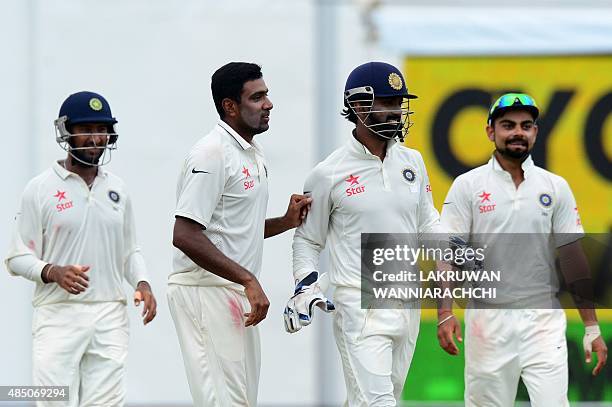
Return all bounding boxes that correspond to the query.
[490,93,537,113]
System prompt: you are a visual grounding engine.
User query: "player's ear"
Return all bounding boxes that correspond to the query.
[486,124,495,142]
[222,98,237,118]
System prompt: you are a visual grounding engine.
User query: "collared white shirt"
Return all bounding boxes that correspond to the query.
[440,154,584,305]
[170,120,269,288]
[441,154,583,236]
[5,162,149,307]
[293,135,441,289]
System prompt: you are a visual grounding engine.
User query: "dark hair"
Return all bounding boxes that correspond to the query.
[341,97,359,124]
[211,62,263,118]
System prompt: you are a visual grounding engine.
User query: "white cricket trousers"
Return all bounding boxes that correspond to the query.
[167,284,260,407]
[465,308,569,407]
[32,301,129,407]
[333,287,420,407]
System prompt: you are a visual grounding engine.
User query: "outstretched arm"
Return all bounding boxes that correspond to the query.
[264,194,312,238]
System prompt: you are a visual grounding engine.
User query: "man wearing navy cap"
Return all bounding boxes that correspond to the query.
[285,62,441,406]
[5,91,156,406]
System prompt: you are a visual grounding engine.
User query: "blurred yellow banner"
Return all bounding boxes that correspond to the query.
[403,56,612,232]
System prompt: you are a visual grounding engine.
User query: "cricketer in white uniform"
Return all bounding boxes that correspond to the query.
[285,62,441,406]
[5,91,157,407]
[437,93,607,407]
[169,62,310,407]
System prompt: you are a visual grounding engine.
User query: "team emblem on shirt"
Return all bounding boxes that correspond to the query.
[345,174,365,197]
[538,193,552,207]
[401,166,416,184]
[53,190,74,212]
[108,190,120,203]
[478,191,496,213]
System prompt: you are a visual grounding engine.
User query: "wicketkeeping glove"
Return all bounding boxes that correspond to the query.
[284,272,335,333]
[449,235,484,271]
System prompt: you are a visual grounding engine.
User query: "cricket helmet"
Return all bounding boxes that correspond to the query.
[344,62,417,142]
[54,91,118,166]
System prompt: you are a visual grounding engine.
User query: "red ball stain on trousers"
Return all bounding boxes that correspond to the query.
[228,297,244,329]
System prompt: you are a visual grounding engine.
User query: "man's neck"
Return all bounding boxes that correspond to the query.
[63,157,98,186]
[222,119,254,144]
[494,151,526,187]
[354,129,387,161]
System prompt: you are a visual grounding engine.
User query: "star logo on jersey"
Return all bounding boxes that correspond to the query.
[242,166,255,190]
[478,191,496,214]
[54,190,74,212]
[478,191,491,203]
[345,174,365,197]
[345,174,360,186]
[54,190,67,202]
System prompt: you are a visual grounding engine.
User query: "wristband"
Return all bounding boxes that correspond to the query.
[438,314,455,327]
[585,324,601,337]
[583,324,602,354]
[46,265,56,283]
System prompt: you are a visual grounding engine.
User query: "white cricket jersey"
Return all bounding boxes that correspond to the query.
[440,154,584,305]
[5,162,149,307]
[293,135,441,289]
[170,120,269,288]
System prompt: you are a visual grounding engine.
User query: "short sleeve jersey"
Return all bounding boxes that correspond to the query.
[440,154,584,305]
[170,120,269,288]
[293,136,441,289]
[5,162,148,306]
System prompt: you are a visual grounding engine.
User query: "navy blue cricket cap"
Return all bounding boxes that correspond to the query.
[58,91,117,126]
[344,61,417,99]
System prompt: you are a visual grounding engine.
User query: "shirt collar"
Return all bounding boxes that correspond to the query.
[52,160,107,180]
[217,120,253,151]
[347,133,397,159]
[489,153,534,175]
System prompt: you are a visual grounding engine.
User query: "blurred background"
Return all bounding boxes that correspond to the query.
[1,0,610,405]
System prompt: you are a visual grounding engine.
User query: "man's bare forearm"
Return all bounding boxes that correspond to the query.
[173,217,255,286]
[264,217,292,239]
[559,240,598,326]
[436,260,456,316]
